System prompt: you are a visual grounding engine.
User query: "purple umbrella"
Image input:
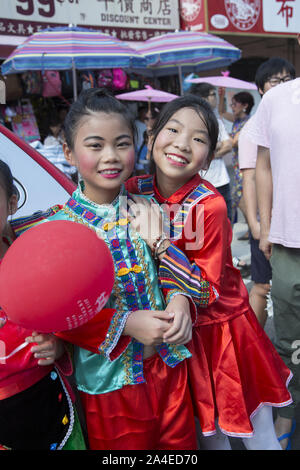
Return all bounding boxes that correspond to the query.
[1,26,146,100]
[135,31,241,94]
[116,85,178,111]
[186,71,257,90]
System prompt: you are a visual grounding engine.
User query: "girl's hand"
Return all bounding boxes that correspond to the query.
[124,310,174,346]
[163,295,192,345]
[25,332,65,366]
[126,196,164,250]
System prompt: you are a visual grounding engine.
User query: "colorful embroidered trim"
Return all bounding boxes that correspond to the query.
[131,340,145,384]
[99,310,132,361]
[171,184,214,240]
[137,176,155,195]
[159,244,218,307]
[56,368,74,450]
[157,343,191,368]
[66,198,102,226]
[11,205,62,236]
[106,228,142,313]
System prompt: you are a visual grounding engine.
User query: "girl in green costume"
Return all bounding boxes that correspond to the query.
[46,88,197,450]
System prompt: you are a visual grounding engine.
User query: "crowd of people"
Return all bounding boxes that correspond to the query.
[0,33,300,451]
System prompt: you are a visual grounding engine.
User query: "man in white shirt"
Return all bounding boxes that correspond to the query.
[246,37,300,449]
[239,57,295,329]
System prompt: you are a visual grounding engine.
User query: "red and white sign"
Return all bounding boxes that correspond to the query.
[181,0,299,37]
[180,0,206,31]
[0,0,180,41]
[224,0,261,31]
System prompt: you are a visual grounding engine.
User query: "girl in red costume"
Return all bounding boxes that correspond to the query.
[0,160,86,450]
[126,95,292,450]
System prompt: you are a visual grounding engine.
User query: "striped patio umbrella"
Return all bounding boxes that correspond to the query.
[135,31,241,94]
[1,26,146,100]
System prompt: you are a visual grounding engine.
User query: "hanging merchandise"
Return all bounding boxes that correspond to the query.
[42,71,62,98]
[183,73,199,93]
[21,71,43,95]
[128,74,140,90]
[97,69,113,88]
[112,69,128,91]
[11,99,40,142]
[129,79,139,89]
[80,70,96,90]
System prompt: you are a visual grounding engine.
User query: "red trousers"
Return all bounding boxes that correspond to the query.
[80,354,197,450]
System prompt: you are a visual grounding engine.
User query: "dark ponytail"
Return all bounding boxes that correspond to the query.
[64,88,136,150]
[0,160,17,200]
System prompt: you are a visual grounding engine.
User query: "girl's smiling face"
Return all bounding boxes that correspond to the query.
[230,99,246,119]
[151,107,211,191]
[64,111,135,205]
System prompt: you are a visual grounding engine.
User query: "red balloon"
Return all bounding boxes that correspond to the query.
[0,220,114,332]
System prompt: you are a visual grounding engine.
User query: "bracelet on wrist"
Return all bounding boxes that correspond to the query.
[152,234,165,253]
[153,236,169,260]
[156,246,169,258]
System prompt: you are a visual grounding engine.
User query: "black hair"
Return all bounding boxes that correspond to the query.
[232,91,254,115]
[48,114,62,128]
[148,94,219,172]
[64,88,136,150]
[189,82,216,98]
[138,104,160,120]
[0,160,17,202]
[255,57,296,92]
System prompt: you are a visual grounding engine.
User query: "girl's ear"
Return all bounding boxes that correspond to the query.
[63,142,75,166]
[201,154,211,172]
[9,194,18,216]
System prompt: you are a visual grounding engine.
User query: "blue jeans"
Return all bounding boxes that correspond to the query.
[216,183,232,223]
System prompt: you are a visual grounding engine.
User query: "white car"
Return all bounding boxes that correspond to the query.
[0,124,75,219]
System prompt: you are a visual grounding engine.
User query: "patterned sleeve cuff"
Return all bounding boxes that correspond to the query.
[159,244,219,307]
[98,310,132,361]
[165,290,197,325]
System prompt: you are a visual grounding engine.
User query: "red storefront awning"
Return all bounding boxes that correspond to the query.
[0,44,17,59]
[0,35,25,60]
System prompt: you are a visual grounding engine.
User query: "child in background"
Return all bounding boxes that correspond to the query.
[44,115,64,147]
[43,88,197,450]
[41,115,77,182]
[219,90,254,226]
[135,105,159,175]
[126,95,292,450]
[0,160,86,450]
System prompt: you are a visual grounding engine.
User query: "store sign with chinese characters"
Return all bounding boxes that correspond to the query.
[180,0,299,37]
[207,0,299,36]
[179,0,206,31]
[0,0,180,41]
